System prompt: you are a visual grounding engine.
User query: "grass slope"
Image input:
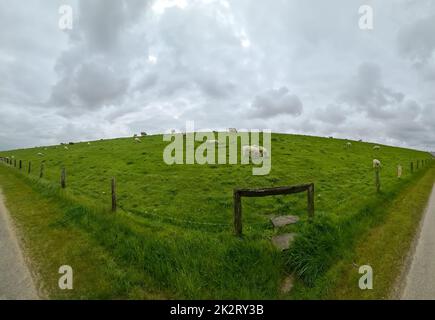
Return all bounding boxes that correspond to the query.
[0,133,432,298]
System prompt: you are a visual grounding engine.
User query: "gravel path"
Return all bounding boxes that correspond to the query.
[0,189,39,300]
[402,183,435,299]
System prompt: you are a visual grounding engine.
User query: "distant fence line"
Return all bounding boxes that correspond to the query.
[0,155,433,235]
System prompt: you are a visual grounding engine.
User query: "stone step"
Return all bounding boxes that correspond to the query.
[270,215,299,228]
[271,233,296,251]
[280,274,295,294]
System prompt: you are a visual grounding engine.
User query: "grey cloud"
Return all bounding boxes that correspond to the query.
[72,0,152,52]
[250,87,303,119]
[49,0,152,115]
[340,62,405,119]
[315,104,347,125]
[51,59,129,113]
[397,14,435,65]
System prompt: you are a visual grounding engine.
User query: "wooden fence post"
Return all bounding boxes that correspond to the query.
[307,183,315,218]
[61,168,66,189]
[233,190,242,236]
[39,162,44,178]
[375,166,381,192]
[19,160,22,170]
[111,177,117,212]
[28,161,31,174]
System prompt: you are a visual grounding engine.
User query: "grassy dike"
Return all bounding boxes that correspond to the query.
[0,158,433,299]
[0,165,168,299]
[329,165,435,299]
[291,165,435,299]
[0,164,282,299]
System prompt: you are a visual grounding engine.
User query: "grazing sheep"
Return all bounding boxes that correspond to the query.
[257,146,269,158]
[373,145,381,150]
[345,142,352,148]
[64,146,69,150]
[134,137,141,143]
[373,159,381,168]
[87,142,91,145]
[243,145,260,158]
[242,145,268,159]
[37,152,44,156]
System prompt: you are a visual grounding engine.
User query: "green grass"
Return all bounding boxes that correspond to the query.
[0,133,433,299]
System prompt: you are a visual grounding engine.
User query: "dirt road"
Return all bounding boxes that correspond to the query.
[0,189,38,300]
[402,183,435,299]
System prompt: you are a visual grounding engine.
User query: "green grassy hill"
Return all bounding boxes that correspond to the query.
[0,133,432,299]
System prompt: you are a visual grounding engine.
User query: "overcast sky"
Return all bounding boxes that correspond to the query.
[0,0,434,151]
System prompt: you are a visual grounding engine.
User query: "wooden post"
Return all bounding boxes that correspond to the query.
[411,162,414,173]
[61,168,66,189]
[307,183,315,218]
[19,160,22,170]
[111,177,117,212]
[39,162,44,178]
[234,190,242,236]
[28,161,31,174]
[375,166,381,193]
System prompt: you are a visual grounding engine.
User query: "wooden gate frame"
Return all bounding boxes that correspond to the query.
[233,183,314,236]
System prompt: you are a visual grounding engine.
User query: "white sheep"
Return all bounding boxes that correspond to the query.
[64,146,68,150]
[134,137,141,143]
[373,145,381,150]
[345,142,352,148]
[257,146,269,158]
[37,152,44,156]
[243,145,260,158]
[243,145,269,159]
[373,159,381,168]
